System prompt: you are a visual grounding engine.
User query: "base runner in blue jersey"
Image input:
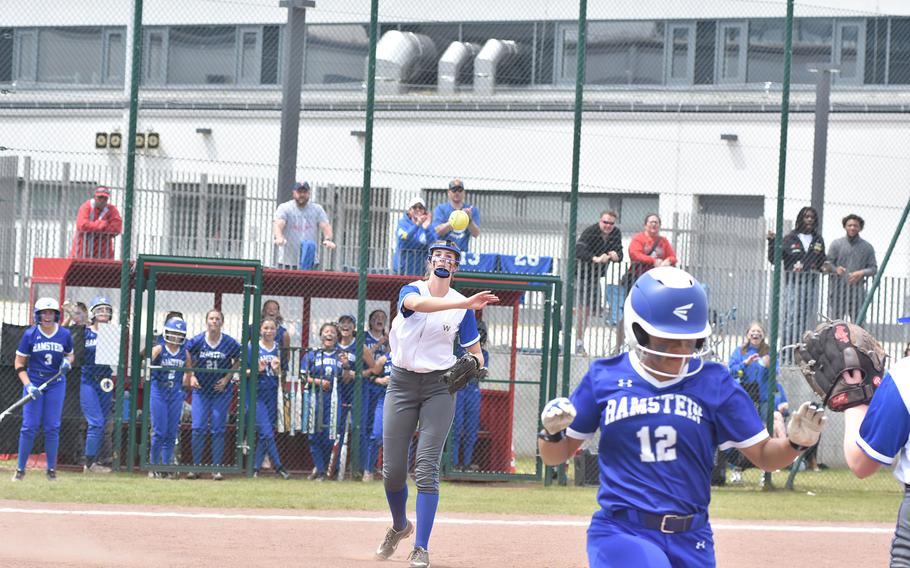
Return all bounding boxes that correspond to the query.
[12,297,75,481]
[186,309,241,479]
[539,267,826,567]
[80,296,116,474]
[375,240,498,568]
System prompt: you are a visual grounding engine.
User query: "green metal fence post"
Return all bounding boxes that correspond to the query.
[113,0,144,472]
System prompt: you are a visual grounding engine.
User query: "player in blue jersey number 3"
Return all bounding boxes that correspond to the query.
[539,267,827,568]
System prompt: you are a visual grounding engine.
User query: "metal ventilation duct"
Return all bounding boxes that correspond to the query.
[474,39,519,96]
[438,41,480,95]
[374,30,437,95]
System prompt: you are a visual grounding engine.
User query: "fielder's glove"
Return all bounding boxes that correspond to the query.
[540,397,576,437]
[440,353,486,395]
[786,402,826,451]
[797,320,887,411]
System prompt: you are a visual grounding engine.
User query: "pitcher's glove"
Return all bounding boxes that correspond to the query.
[440,353,486,395]
[797,320,887,411]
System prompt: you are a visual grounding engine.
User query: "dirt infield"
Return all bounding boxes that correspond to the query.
[0,500,893,567]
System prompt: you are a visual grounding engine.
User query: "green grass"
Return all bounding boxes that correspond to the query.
[0,464,902,523]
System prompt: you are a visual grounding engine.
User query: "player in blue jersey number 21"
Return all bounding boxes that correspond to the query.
[539,267,827,568]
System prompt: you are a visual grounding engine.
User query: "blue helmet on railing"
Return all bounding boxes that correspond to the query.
[623,266,712,378]
[163,317,188,345]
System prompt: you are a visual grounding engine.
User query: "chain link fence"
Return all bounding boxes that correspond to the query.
[0,1,909,494]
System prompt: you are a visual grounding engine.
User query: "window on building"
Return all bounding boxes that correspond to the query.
[168,181,246,258]
[834,22,864,85]
[865,18,887,85]
[15,30,37,82]
[103,30,125,85]
[562,22,666,85]
[238,27,261,85]
[889,18,910,84]
[747,19,833,84]
[535,22,555,85]
[261,25,280,85]
[694,21,716,85]
[143,29,167,84]
[304,24,369,85]
[0,29,12,83]
[716,22,747,83]
[37,27,103,84]
[167,26,236,85]
[462,22,534,85]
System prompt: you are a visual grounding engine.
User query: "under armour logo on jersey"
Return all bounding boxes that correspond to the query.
[695,541,706,550]
[618,379,632,388]
[673,303,694,321]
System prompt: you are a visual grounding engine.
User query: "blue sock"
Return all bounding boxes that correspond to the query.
[415,491,439,550]
[385,485,409,531]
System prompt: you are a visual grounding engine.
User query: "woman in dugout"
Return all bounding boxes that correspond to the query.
[248,317,290,479]
[303,322,345,481]
[81,296,116,474]
[374,239,498,568]
[186,309,242,479]
[12,297,75,482]
[360,309,390,481]
[148,317,195,478]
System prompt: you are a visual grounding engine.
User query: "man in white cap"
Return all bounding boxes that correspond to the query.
[394,196,434,275]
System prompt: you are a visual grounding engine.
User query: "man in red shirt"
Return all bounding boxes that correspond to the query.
[69,186,123,259]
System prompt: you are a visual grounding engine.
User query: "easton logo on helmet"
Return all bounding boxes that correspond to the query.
[672,303,694,321]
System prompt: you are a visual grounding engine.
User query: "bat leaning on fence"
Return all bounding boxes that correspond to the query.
[0,371,64,424]
[336,407,352,481]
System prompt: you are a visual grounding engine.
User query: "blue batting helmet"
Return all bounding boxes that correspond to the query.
[623,267,712,377]
[89,296,113,322]
[428,240,461,262]
[163,317,188,345]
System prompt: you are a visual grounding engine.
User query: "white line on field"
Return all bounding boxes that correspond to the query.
[0,507,893,534]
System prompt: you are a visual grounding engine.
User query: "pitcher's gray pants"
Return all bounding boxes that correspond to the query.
[382,365,455,494]
[891,488,910,567]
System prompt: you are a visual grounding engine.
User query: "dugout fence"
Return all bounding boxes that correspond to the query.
[5,254,562,482]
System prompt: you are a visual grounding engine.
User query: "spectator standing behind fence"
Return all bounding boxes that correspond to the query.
[62,301,89,327]
[185,309,241,480]
[614,213,677,352]
[248,317,290,479]
[823,214,877,322]
[452,319,488,472]
[69,186,122,259]
[432,179,480,253]
[574,210,623,356]
[81,296,115,474]
[394,197,434,275]
[272,182,335,269]
[767,206,826,357]
[12,298,74,482]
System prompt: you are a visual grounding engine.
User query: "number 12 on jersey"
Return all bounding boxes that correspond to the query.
[636,425,677,462]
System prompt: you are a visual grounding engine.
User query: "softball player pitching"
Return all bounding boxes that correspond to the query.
[81,296,115,474]
[12,297,75,481]
[186,309,241,478]
[539,267,826,567]
[375,239,498,568]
